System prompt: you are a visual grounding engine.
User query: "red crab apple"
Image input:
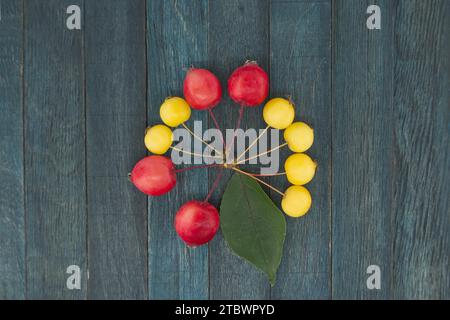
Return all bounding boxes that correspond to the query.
[183,68,222,110]
[130,156,176,196]
[175,200,220,246]
[228,62,269,107]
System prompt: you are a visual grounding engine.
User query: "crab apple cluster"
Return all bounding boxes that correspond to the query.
[130,67,225,247]
[262,96,317,218]
[130,60,317,246]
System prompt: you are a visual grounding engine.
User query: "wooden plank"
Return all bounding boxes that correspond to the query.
[270,0,332,299]
[24,0,87,299]
[85,0,147,299]
[147,0,209,299]
[0,0,24,300]
[208,0,270,299]
[392,0,450,299]
[332,0,394,299]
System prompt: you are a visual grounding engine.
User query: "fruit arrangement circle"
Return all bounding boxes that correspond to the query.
[130,61,317,283]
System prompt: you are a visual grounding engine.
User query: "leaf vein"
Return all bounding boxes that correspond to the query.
[238,174,271,273]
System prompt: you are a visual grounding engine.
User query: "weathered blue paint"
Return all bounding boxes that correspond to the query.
[147,0,209,299]
[0,0,25,300]
[332,0,394,299]
[391,0,449,299]
[24,0,87,299]
[0,0,448,299]
[270,0,332,300]
[85,0,148,299]
[208,0,271,299]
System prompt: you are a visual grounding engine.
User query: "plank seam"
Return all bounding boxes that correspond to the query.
[207,0,211,301]
[330,0,335,300]
[21,0,27,300]
[389,0,397,300]
[144,0,149,300]
[82,0,89,300]
[268,0,272,300]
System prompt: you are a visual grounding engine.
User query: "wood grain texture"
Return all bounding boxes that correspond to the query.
[392,0,450,299]
[147,0,209,299]
[270,0,331,299]
[0,0,448,300]
[0,0,24,299]
[332,0,394,299]
[85,0,148,299]
[208,0,271,299]
[24,0,87,299]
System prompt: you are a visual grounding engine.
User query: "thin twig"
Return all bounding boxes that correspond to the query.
[175,164,223,173]
[182,122,223,156]
[225,105,245,159]
[241,171,286,177]
[235,125,269,161]
[236,142,287,164]
[208,108,225,148]
[231,167,285,196]
[204,169,224,203]
[170,146,222,159]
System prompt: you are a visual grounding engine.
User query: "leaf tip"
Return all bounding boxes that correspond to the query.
[269,274,276,287]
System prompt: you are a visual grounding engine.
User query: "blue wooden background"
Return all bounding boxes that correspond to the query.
[0,0,449,299]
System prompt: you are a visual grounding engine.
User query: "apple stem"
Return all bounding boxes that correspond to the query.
[225,105,245,160]
[231,167,285,196]
[175,164,222,173]
[182,122,223,156]
[170,146,222,159]
[235,125,270,162]
[239,170,286,177]
[204,168,224,203]
[208,108,225,149]
[236,142,288,164]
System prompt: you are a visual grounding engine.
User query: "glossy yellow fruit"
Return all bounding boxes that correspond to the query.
[281,185,312,217]
[160,97,191,127]
[263,98,295,129]
[144,124,173,154]
[284,122,314,152]
[284,153,317,185]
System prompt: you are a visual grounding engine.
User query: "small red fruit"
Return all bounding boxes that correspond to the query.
[228,62,269,107]
[130,156,176,196]
[174,200,220,246]
[183,68,222,110]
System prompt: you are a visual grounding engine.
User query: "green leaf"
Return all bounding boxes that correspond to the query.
[220,172,286,285]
